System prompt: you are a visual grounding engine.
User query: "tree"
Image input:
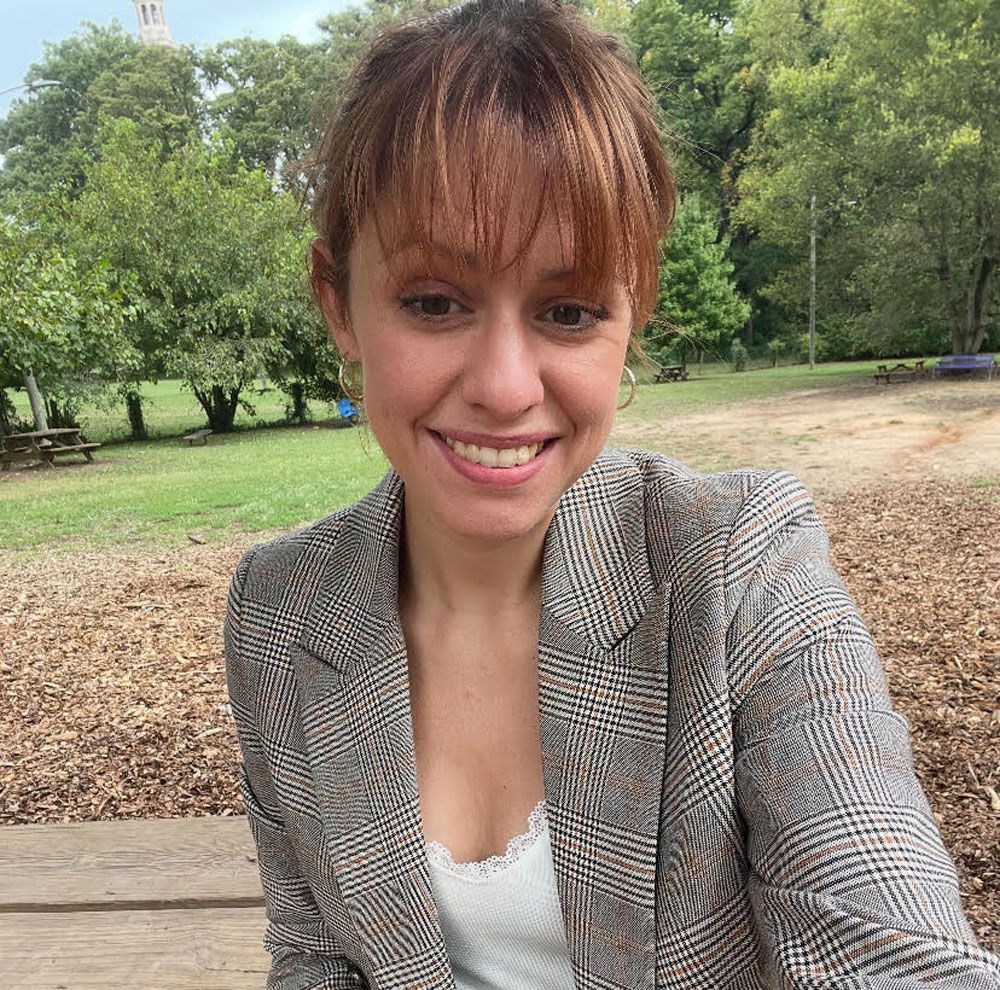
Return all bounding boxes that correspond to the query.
[646,194,750,362]
[630,0,761,232]
[80,43,202,152]
[66,119,323,433]
[739,0,1000,355]
[0,221,136,426]
[199,36,329,192]
[0,23,141,198]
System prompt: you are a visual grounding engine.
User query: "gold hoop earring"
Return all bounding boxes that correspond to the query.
[338,360,364,404]
[617,365,637,411]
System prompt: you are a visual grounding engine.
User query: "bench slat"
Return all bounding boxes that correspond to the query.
[0,815,263,911]
[0,906,269,987]
[47,443,101,454]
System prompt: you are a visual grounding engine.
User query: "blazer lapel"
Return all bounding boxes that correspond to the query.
[537,450,669,990]
[291,449,669,990]
[290,471,455,988]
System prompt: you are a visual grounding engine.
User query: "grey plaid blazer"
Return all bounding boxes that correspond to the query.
[225,446,1000,989]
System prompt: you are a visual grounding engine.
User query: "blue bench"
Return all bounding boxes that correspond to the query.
[931,353,997,380]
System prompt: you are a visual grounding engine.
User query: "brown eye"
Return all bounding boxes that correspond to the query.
[421,295,452,316]
[551,304,583,326]
[398,294,462,320]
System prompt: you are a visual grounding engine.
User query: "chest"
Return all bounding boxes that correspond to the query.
[404,628,545,864]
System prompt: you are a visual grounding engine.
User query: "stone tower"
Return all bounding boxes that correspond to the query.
[133,0,175,46]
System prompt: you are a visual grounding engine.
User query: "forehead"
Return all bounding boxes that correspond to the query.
[371,209,575,278]
[356,183,622,307]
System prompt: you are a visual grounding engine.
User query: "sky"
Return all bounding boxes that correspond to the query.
[0,0,353,117]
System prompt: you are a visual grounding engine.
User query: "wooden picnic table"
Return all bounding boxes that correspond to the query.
[0,427,102,471]
[873,360,925,384]
[654,364,689,383]
[0,815,270,987]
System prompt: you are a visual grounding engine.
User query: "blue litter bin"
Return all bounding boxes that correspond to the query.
[337,398,359,423]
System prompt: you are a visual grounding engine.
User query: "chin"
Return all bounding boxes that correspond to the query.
[441,502,554,545]
[452,516,540,545]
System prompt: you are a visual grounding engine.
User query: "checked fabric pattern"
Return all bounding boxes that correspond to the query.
[225,445,1000,989]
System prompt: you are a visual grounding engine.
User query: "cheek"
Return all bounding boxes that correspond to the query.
[553,348,625,428]
[365,346,450,416]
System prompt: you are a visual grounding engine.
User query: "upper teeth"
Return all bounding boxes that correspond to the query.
[443,434,545,468]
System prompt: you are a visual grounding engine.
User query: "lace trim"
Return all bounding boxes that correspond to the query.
[424,799,548,880]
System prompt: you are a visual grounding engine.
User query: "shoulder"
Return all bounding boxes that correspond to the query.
[227,507,350,610]
[593,446,823,590]
[597,444,816,537]
[227,467,401,612]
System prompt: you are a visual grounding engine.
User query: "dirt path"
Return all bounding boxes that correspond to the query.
[612,378,1000,494]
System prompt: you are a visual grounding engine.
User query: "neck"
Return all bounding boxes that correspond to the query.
[399,498,556,618]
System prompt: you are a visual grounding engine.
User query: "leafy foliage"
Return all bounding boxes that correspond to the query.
[0,222,137,408]
[647,195,750,361]
[0,24,139,197]
[64,120,327,431]
[199,36,330,191]
[630,0,760,225]
[739,0,1000,355]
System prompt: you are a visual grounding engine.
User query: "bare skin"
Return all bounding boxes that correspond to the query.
[398,507,549,860]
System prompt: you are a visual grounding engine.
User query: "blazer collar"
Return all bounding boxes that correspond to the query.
[291,446,668,988]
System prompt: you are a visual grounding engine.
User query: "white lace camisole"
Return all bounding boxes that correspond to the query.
[424,799,576,989]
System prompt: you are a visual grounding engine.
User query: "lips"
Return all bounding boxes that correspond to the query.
[429,428,554,486]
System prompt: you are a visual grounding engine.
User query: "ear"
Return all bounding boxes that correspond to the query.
[311,237,360,361]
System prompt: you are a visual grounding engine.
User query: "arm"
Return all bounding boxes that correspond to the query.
[726,472,1000,989]
[225,550,365,990]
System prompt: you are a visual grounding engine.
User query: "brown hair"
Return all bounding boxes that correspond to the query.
[308,0,675,346]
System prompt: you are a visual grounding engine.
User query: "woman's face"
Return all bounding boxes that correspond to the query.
[318,183,633,547]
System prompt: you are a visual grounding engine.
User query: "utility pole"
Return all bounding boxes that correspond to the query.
[809,192,817,371]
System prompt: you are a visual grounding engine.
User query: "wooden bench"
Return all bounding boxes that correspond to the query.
[653,364,689,383]
[183,428,214,446]
[0,815,270,987]
[47,442,102,459]
[873,360,925,384]
[931,353,997,380]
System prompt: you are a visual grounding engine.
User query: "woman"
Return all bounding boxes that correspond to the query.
[224,1,1000,988]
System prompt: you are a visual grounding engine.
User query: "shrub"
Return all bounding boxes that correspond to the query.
[730,338,750,372]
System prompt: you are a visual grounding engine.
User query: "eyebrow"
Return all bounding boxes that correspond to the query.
[387,238,578,282]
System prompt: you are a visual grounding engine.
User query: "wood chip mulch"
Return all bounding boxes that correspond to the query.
[1,479,997,952]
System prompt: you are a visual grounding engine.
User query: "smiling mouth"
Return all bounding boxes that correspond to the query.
[433,431,551,468]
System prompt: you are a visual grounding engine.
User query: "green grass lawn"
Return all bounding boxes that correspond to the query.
[628,357,887,415]
[6,378,345,445]
[0,425,389,553]
[0,359,895,554]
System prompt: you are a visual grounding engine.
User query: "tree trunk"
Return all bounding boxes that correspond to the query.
[954,254,994,354]
[45,398,79,429]
[0,389,13,435]
[289,381,307,425]
[125,389,148,440]
[193,384,242,432]
[24,371,48,431]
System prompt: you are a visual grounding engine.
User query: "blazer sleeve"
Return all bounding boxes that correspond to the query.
[725,471,1000,989]
[225,550,366,990]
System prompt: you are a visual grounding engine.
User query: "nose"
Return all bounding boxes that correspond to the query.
[460,312,544,419]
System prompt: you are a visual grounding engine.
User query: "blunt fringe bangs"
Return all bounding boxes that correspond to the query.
[309,0,676,339]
